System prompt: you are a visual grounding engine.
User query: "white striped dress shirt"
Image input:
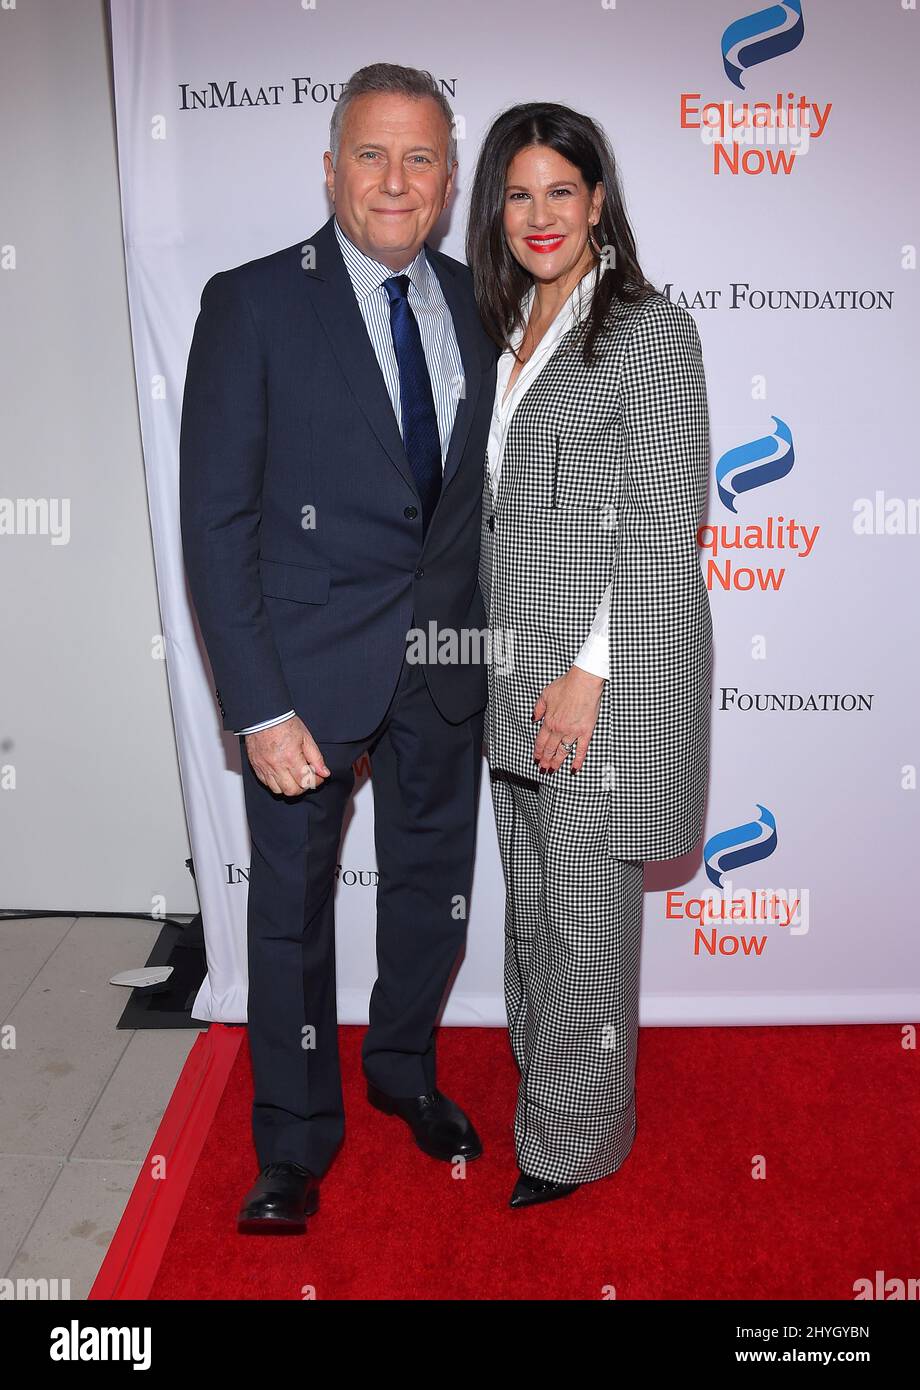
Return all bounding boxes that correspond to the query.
[238,219,465,735]
[489,270,610,680]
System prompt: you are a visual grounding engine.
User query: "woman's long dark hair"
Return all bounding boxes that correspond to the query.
[466,102,656,364]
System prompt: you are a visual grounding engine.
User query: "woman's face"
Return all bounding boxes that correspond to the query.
[502,144,604,286]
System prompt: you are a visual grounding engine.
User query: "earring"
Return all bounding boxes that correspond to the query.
[588,224,602,256]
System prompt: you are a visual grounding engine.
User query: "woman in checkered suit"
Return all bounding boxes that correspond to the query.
[467,104,713,1209]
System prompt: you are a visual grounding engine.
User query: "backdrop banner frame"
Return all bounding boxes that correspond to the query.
[108,0,919,1027]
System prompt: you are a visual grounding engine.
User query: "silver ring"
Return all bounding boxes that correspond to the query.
[560,738,576,751]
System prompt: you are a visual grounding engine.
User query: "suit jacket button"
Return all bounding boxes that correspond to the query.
[487,515,495,531]
[404,505,418,520]
[415,567,424,579]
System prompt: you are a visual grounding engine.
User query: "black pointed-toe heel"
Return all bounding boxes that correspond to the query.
[509,1170,581,1209]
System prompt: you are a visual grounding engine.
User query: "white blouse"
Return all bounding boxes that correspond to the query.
[487,267,611,679]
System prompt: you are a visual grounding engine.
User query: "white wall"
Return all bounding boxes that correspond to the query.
[0,0,195,914]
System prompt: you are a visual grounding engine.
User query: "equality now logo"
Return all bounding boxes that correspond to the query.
[697,416,820,593]
[681,3,833,176]
[666,804,810,957]
[722,0,806,90]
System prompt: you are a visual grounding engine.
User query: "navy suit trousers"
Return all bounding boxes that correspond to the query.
[240,652,484,1177]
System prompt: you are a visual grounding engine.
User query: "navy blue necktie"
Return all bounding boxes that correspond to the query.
[383,274,442,532]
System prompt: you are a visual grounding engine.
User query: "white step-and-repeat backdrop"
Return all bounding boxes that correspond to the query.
[108,0,919,1026]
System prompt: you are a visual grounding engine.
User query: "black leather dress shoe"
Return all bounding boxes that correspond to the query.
[509,1171,581,1209]
[367,1083,483,1162]
[237,1161,319,1234]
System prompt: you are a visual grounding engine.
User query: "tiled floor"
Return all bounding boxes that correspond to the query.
[0,915,204,1299]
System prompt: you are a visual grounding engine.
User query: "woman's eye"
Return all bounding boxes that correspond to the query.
[505,189,574,201]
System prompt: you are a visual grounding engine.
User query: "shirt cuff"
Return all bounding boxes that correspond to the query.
[572,582,611,679]
[237,709,296,735]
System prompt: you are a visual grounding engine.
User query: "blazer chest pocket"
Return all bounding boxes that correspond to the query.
[552,415,624,511]
[259,558,330,605]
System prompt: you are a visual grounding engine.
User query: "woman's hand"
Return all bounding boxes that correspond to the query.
[532,666,605,773]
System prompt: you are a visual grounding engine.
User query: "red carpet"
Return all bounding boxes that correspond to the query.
[122,1022,919,1300]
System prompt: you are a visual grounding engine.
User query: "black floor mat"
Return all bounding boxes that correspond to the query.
[115,915,210,1030]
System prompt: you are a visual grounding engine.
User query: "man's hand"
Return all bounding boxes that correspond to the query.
[244,715,331,795]
[532,666,605,774]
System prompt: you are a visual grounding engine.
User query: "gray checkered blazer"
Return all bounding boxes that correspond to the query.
[480,289,713,861]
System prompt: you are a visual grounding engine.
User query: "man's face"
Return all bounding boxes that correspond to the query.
[324,92,456,271]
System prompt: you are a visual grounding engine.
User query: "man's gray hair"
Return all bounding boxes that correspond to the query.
[329,62,457,166]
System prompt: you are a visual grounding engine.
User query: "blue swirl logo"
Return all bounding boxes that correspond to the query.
[716,415,794,513]
[722,1,805,90]
[704,804,778,887]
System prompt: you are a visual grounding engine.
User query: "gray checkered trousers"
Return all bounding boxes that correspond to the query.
[480,290,713,1184]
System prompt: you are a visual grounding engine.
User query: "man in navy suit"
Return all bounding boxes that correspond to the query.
[179,63,496,1233]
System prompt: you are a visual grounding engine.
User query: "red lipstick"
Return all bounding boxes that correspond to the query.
[523,234,565,254]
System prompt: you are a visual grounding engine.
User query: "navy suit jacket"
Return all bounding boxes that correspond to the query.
[179,215,497,742]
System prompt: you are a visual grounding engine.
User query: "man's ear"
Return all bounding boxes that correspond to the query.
[323,150,335,198]
[442,159,458,211]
